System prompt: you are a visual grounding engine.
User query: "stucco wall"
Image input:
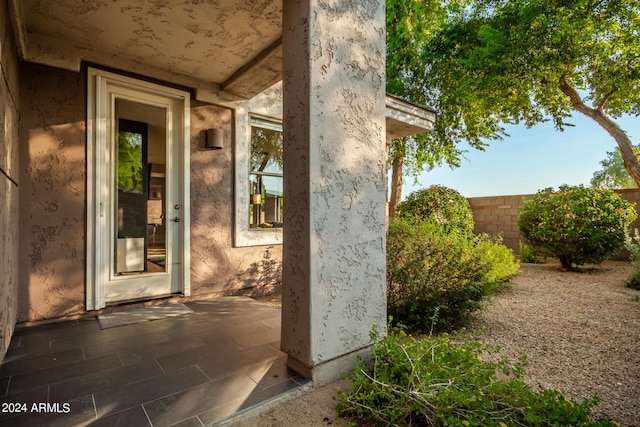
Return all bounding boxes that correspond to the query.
[281,0,387,379]
[0,0,21,360]
[16,64,282,322]
[18,63,87,322]
[189,100,282,295]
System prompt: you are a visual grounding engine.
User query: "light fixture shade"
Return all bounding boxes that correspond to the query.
[206,128,224,150]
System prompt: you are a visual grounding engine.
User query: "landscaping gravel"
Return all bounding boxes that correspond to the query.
[235,260,640,426]
[468,260,640,426]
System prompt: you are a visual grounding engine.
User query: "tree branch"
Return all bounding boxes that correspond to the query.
[597,87,617,112]
[558,74,595,117]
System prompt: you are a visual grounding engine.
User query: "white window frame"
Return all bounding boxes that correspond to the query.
[233,89,284,247]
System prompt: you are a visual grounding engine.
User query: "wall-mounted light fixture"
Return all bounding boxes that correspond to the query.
[205,128,224,150]
[250,194,262,204]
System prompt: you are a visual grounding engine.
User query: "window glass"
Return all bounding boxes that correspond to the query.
[249,118,283,229]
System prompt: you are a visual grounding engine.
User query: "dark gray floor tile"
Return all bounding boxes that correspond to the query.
[0,386,49,421]
[0,375,9,396]
[237,378,304,411]
[244,355,296,390]
[144,372,257,427]
[258,314,281,329]
[3,337,51,359]
[82,329,173,359]
[0,347,85,378]
[131,313,222,335]
[116,334,207,366]
[156,344,229,372]
[194,330,245,351]
[196,344,283,381]
[0,393,96,427]
[230,324,280,349]
[14,317,99,343]
[94,365,209,417]
[196,397,250,426]
[8,353,122,394]
[86,405,152,427]
[50,360,164,402]
[0,297,298,425]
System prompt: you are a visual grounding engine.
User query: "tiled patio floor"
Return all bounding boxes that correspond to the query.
[0,297,309,426]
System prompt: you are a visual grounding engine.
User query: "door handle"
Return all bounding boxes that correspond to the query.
[171,217,181,223]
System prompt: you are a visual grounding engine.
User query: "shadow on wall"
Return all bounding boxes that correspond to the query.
[228,247,283,297]
[18,63,88,322]
[189,102,283,298]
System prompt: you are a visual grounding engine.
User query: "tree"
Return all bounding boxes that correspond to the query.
[387,0,640,208]
[518,185,637,270]
[386,0,469,216]
[591,146,640,189]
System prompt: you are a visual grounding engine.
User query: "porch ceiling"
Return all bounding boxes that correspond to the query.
[8,0,283,99]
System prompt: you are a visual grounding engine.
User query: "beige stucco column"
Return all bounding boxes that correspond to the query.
[281,0,387,384]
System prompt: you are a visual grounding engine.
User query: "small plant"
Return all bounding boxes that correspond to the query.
[519,240,544,263]
[397,185,475,235]
[518,185,637,270]
[624,229,640,290]
[338,328,616,426]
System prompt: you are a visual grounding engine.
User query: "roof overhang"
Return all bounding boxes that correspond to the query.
[8,0,283,99]
[385,94,437,139]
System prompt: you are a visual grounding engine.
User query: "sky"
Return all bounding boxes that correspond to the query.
[402,113,640,199]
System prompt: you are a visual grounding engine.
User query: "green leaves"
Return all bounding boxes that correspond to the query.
[338,329,613,426]
[387,0,640,180]
[518,185,637,269]
[396,185,476,235]
[591,145,640,189]
[387,187,519,332]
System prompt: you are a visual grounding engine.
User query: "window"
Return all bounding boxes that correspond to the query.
[249,117,283,229]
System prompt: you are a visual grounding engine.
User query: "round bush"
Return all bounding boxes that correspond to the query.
[397,185,475,235]
[386,218,489,332]
[518,185,637,270]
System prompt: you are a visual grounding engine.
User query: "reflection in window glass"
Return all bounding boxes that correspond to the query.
[249,118,283,229]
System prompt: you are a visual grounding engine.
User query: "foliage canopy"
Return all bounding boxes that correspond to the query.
[518,185,637,270]
[591,146,640,189]
[387,0,640,191]
[396,185,475,235]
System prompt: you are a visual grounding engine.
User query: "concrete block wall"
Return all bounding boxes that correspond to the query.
[468,189,640,260]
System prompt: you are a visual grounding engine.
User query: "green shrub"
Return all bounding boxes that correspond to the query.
[338,329,615,426]
[387,218,504,332]
[519,240,545,263]
[625,229,640,290]
[472,234,520,283]
[397,185,475,235]
[518,185,637,270]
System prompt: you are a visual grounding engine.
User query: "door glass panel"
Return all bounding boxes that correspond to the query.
[114,113,166,275]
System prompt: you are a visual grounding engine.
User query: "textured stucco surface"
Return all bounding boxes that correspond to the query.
[0,0,20,360]
[12,0,282,98]
[18,63,87,322]
[190,100,283,295]
[281,0,387,376]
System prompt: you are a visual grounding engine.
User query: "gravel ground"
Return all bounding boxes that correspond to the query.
[233,260,640,426]
[468,260,640,426]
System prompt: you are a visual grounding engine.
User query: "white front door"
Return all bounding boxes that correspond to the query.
[87,69,190,309]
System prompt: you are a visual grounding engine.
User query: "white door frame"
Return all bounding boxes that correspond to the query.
[86,68,191,310]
